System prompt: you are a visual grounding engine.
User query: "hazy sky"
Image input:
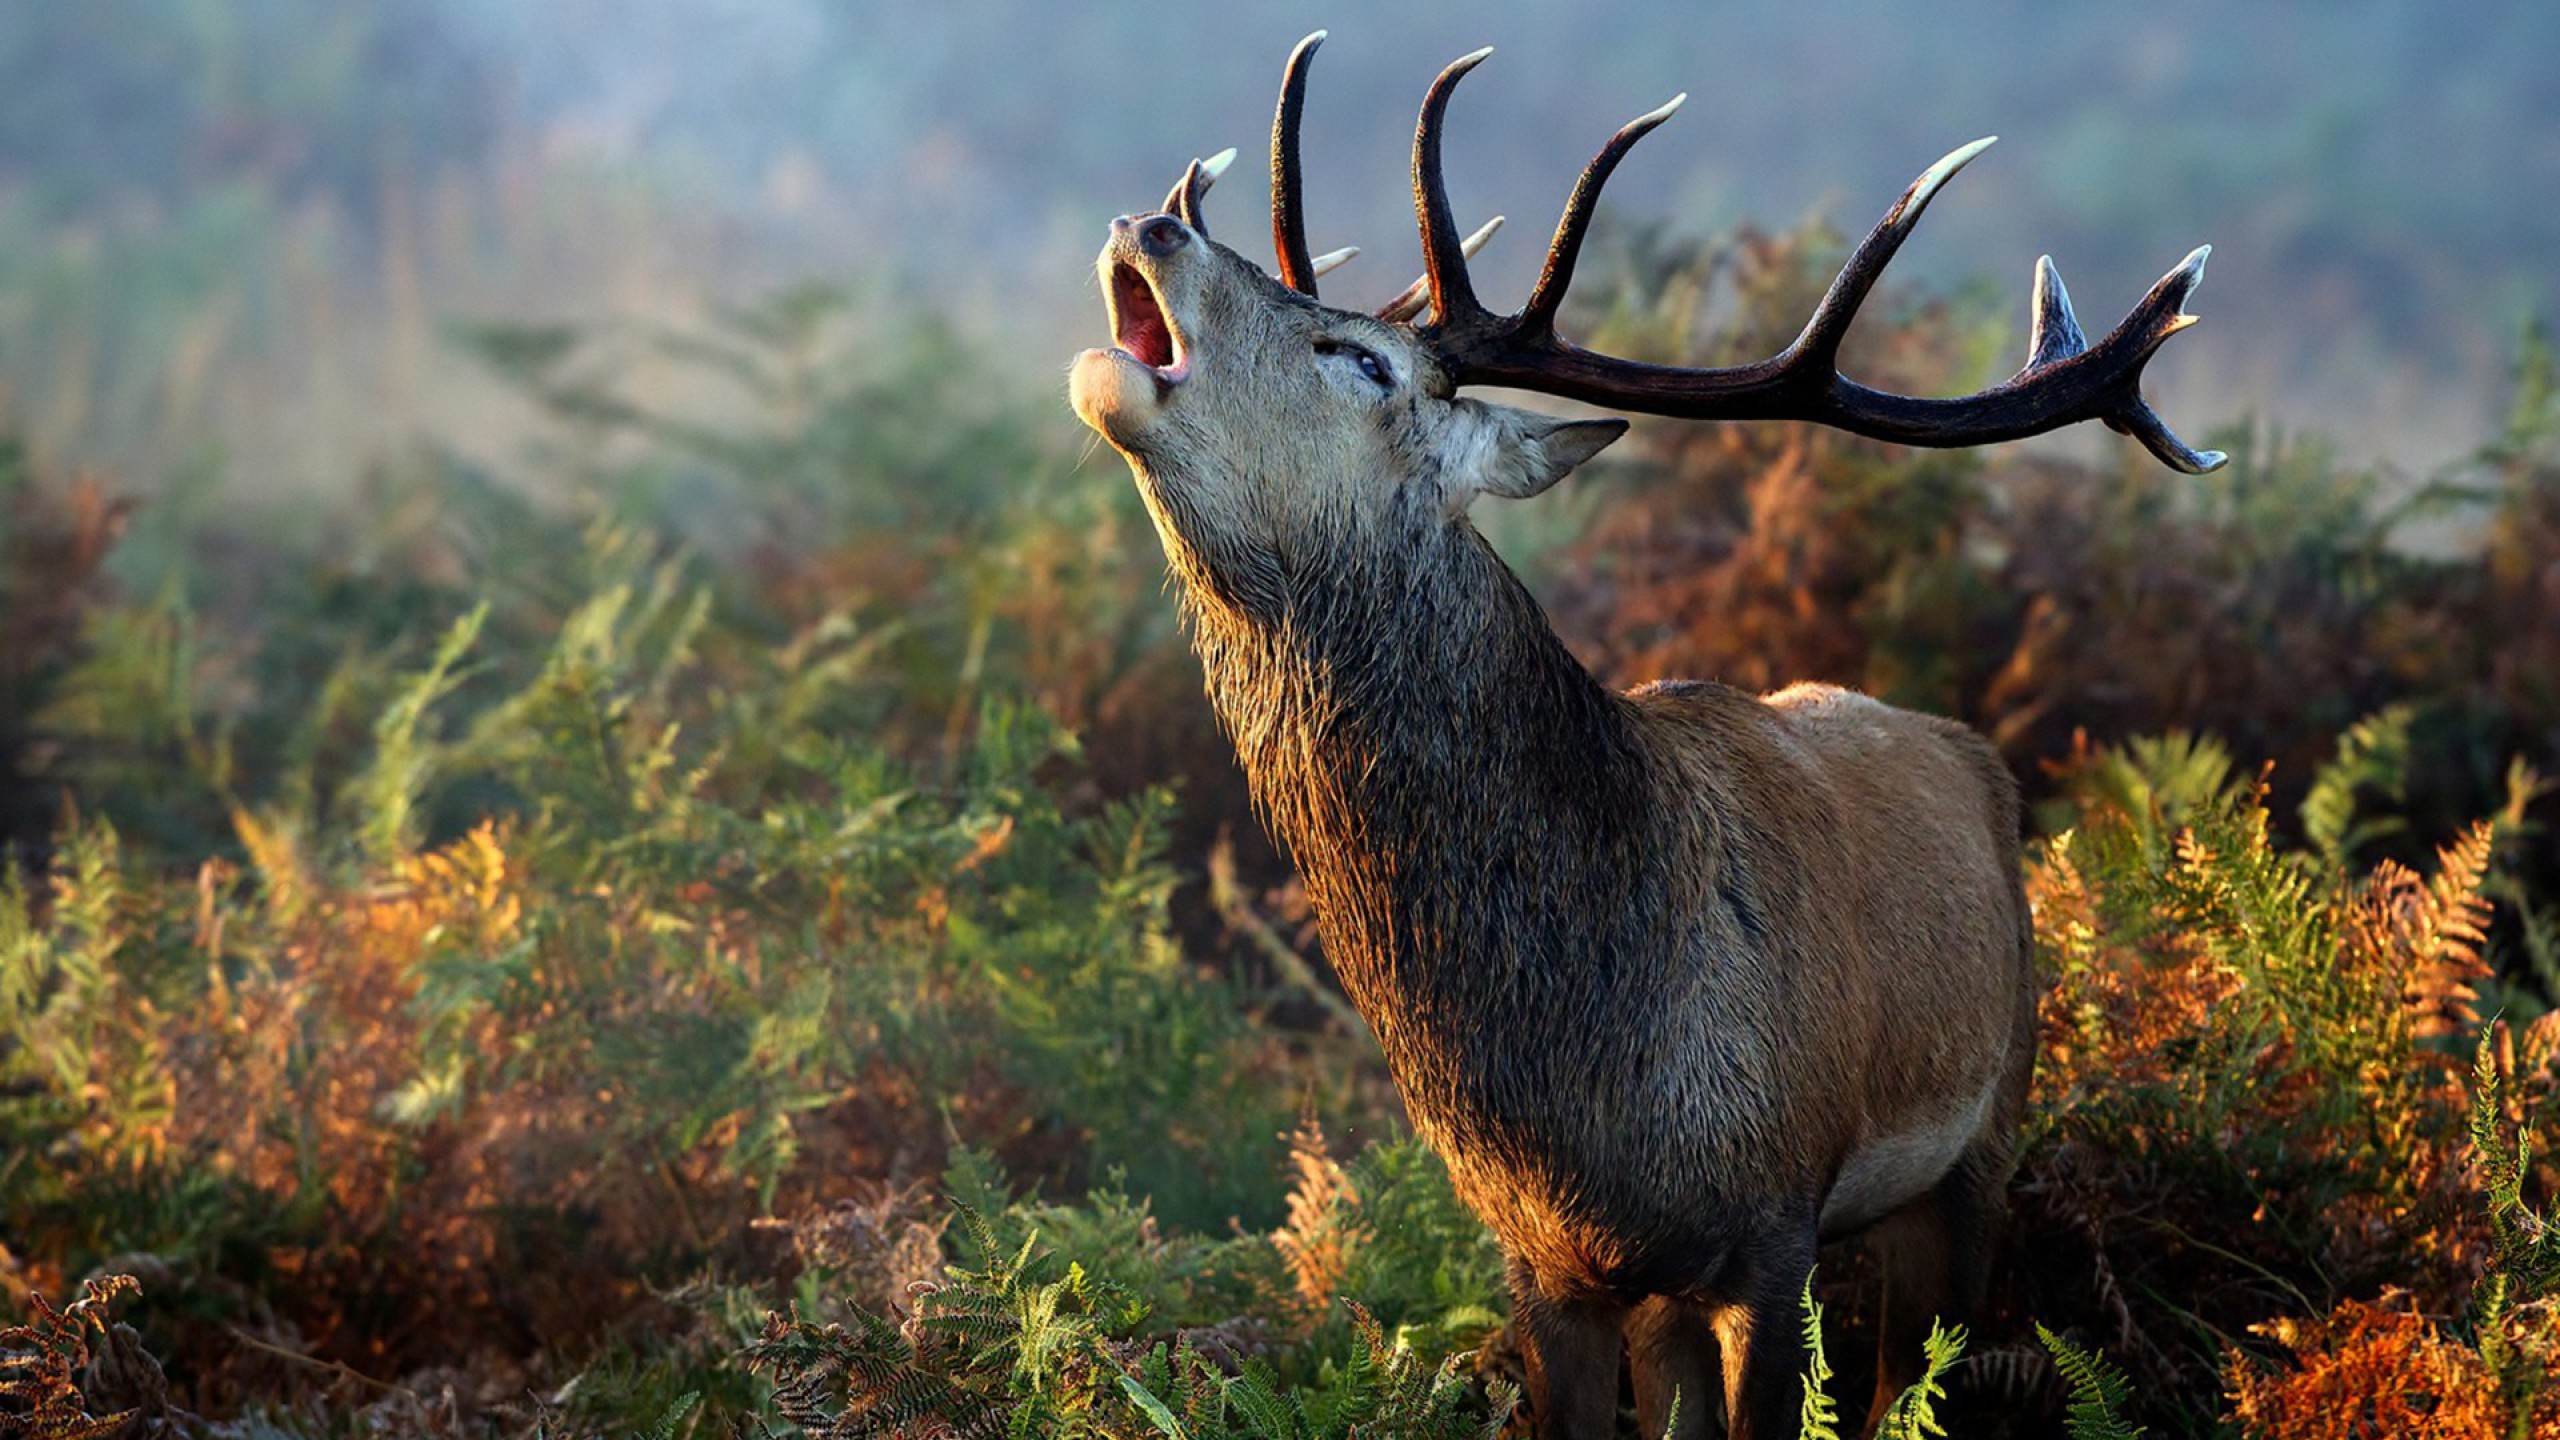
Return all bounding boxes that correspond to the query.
[5,0,2555,479]
[456,0,2560,464]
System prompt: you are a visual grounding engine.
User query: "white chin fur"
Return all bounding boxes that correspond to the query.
[1070,347,1166,443]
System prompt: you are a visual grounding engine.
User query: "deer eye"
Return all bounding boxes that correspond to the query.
[1315,336,1395,391]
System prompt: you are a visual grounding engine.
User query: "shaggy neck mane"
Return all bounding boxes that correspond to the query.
[1171,499,1671,1109]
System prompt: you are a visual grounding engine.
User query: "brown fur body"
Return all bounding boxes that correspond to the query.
[1073,220,2034,1439]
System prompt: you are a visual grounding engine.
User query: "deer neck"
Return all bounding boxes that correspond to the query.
[1172,496,1663,1055]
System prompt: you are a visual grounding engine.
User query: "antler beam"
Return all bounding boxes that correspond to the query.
[1270,31,1326,294]
[1401,50,2227,473]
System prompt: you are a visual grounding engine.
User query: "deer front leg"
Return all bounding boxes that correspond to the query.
[1505,1255,1625,1440]
[1711,1227,1820,1440]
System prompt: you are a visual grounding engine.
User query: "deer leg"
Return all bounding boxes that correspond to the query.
[1862,1145,2008,1435]
[1711,1226,1820,1440]
[1506,1255,1625,1440]
[1627,1295,1718,1439]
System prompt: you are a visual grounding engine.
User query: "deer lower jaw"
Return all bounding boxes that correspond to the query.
[1070,344,1180,443]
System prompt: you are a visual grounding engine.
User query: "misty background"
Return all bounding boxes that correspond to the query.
[2,0,2554,495]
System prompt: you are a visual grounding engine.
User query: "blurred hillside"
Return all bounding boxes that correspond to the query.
[2,0,2556,494]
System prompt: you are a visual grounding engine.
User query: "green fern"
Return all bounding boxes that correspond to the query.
[1797,1277,1844,1440]
[638,1390,700,1440]
[2037,1325,2144,1440]
[1223,1360,1310,1440]
[2074,730,2239,863]
[2299,704,2414,869]
[350,600,486,863]
[1872,1320,1966,1440]
[2470,1024,2559,1415]
[2471,1028,2547,1291]
[1120,1370,1192,1439]
[748,1230,1510,1440]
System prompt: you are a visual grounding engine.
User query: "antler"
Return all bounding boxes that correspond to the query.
[1404,50,2227,473]
[1266,30,1416,303]
[1270,31,1325,294]
[1162,147,1236,238]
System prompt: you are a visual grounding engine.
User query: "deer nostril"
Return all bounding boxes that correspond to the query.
[1138,216,1189,258]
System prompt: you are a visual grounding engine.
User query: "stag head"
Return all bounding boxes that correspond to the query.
[1071,32,2220,609]
[1068,59,1620,609]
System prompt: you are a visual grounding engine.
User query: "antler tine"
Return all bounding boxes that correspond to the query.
[1310,246,1359,278]
[1162,159,1205,235]
[1518,93,1687,342]
[2094,245,2226,473]
[1377,215,1504,324]
[2025,254,2088,370]
[1412,48,1496,332]
[1271,31,1326,295]
[1162,149,1234,238]
[1785,136,1996,371]
[2017,245,2222,472]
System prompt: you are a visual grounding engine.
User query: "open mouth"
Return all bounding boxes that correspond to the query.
[1108,262,1186,380]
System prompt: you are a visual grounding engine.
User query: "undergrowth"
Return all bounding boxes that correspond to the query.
[3,230,2558,1435]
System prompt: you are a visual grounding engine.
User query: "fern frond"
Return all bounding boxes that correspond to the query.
[351,602,488,863]
[1225,1359,1308,1440]
[2472,1024,2560,1308]
[1118,1373,1191,1439]
[0,1275,145,1440]
[2036,1325,2144,1440]
[1872,1320,1966,1440]
[2300,705,2414,868]
[639,1389,701,1440]
[1797,1277,1843,1440]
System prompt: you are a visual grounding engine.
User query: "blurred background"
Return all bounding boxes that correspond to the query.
[4,0,2555,491]
[5,5,2560,1437]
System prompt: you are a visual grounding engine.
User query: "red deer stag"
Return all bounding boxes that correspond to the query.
[1069,33,2219,1440]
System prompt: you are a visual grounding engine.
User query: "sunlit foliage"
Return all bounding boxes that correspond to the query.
[2,203,2557,1435]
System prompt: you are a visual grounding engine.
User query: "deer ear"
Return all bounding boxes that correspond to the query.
[1451,403,1627,503]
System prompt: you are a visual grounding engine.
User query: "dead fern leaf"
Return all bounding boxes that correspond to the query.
[2225,1290,2548,1440]
[1269,1112,1362,1322]
[0,1274,142,1440]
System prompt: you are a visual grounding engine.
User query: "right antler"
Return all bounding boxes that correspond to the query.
[1266,39,2226,474]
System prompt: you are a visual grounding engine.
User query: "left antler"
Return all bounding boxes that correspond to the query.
[1402,50,2226,473]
